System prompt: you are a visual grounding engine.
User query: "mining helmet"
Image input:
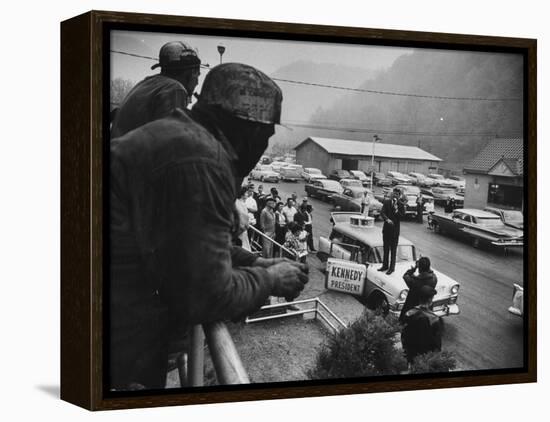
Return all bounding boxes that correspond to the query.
[151,41,201,70]
[197,63,282,125]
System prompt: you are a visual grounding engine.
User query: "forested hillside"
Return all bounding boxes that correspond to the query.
[271,49,523,170]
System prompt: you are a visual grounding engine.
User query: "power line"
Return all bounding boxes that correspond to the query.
[110,50,211,69]
[111,49,521,103]
[272,78,521,102]
[282,121,522,138]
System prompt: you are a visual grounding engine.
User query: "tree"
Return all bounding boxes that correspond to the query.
[308,310,407,379]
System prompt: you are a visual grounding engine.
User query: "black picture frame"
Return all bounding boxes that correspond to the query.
[61,10,536,411]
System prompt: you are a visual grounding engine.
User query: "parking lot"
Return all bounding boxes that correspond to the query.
[264,179,524,371]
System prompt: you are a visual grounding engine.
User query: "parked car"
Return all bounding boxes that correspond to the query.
[279,166,302,182]
[373,172,392,187]
[431,187,464,207]
[305,179,344,201]
[328,169,353,181]
[271,161,288,173]
[430,208,524,249]
[447,175,466,190]
[427,173,455,188]
[387,171,412,185]
[408,172,434,187]
[508,284,524,317]
[349,170,370,187]
[379,184,434,216]
[329,188,382,218]
[302,167,326,182]
[484,207,524,230]
[339,178,364,189]
[249,165,280,182]
[317,212,460,316]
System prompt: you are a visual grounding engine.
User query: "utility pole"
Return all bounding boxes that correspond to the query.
[370,134,381,189]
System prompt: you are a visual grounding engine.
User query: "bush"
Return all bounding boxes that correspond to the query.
[308,310,407,379]
[409,350,457,374]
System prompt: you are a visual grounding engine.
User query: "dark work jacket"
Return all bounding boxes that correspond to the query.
[111,74,189,138]
[110,108,273,388]
[401,306,443,362]
[399,269,438,322]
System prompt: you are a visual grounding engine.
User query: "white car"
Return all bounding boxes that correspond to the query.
[427,173,455,188]
[249,165,280,182]
[318,212,460,316]
[387,171,412,185]
[349,170,371,186]
[339,178,364,189]
[508,284,523,317]
[302,167,327,182]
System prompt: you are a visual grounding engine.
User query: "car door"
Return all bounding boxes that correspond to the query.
[341,189,354,210]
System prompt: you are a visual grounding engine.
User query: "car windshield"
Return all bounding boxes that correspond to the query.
[343,179,363,187]
[371,245,416,263]
[260,165,273,171]
[307,168,321,174]
[400,185,420,194]
[429,174,444,179]
[476,217,505,227]
[323,180,344,191]
[502,210,523,221]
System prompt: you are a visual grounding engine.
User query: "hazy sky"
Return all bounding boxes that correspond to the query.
[110,30,413,85]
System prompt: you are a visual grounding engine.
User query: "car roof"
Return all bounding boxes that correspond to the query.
[333,222,414,248]
[455,208,502,218]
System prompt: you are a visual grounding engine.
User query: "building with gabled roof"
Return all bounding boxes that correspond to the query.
[294,136,441,177]
[463,138,524,210]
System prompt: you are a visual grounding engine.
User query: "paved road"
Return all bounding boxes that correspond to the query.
[260,179,525,371]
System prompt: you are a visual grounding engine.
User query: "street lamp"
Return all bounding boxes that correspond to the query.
[217,44,226,64]
[370,134,381,189]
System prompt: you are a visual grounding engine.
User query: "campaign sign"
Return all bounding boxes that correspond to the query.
[326,258,366,295]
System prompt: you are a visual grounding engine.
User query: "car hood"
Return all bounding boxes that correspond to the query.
[370,262,459,300]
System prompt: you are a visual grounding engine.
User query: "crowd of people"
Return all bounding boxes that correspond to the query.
[234,183,316,263]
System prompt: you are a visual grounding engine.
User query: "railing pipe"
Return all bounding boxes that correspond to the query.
[188,325,205,386]
[203,321,250,385]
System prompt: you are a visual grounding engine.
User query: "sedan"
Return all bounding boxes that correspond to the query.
[249,165,280,182]
[329,187,382,218]
[328,169,353,181]
[305,179,344,202]
[387,171,412,185]
[430,208,524,250]
[484,207,524,230]
[302,167,325,182]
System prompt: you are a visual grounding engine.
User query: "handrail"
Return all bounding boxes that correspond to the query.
[203,321,250,385]
[248,225,297,259]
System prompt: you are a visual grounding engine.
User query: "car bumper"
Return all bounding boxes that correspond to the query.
[508,306,523,316]
[432,303,460,317]
[491,240,524,247]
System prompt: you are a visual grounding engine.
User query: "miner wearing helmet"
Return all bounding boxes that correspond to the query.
[110,41,202,138]
[109,63,308,390]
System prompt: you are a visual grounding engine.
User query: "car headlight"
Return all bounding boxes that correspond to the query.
[399,289,408,301]
[451,285,460,295]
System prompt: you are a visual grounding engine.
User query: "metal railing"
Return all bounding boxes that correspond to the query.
[179,322,250,387]
[248,225,297,259]
[245,297,348,333]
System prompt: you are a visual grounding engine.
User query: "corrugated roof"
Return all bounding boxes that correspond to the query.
[295,137,442,162]
[464,138,523,174]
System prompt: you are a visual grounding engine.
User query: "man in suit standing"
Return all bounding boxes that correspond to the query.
[378,187,405,275]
